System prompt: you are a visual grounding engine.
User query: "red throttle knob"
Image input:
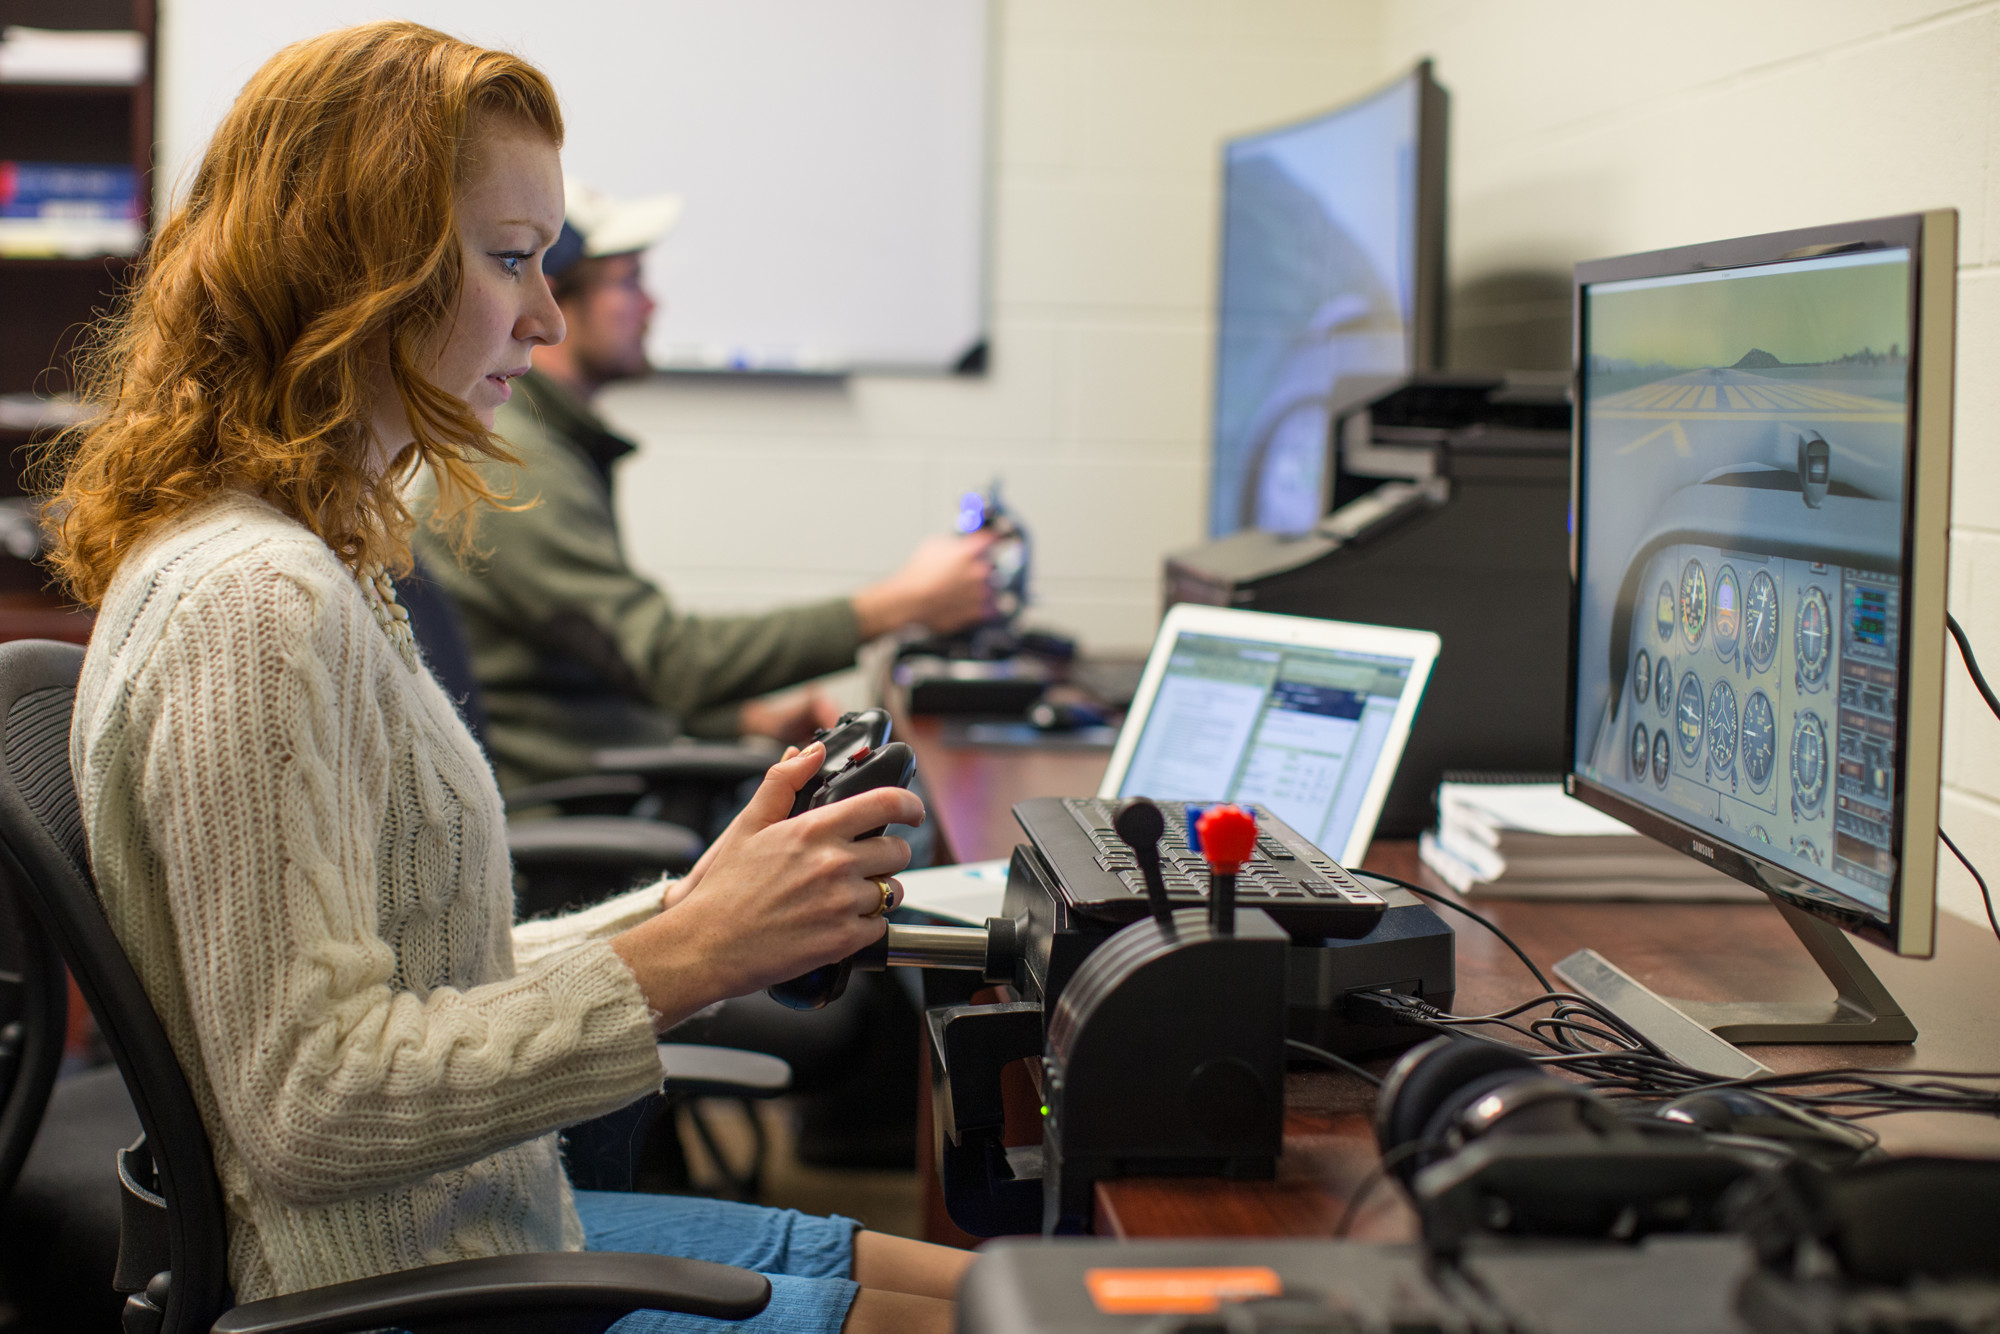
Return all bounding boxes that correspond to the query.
[1194,804,1258,875]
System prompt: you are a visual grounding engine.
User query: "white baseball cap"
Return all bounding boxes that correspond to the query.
[546,176,683,277]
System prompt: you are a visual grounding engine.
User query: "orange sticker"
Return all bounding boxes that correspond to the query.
[1085,1266,1284,1315]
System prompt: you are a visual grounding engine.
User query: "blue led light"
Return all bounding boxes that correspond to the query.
[955,492,986,534]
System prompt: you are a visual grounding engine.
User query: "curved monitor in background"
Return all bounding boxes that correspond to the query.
[1207,62,1448,540]
[1568,211,1958,962]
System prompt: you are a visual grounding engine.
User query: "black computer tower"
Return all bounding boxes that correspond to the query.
[1166,375,1572,838]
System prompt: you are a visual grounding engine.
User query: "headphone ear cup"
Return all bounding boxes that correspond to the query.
[1376,1036,1541,1181]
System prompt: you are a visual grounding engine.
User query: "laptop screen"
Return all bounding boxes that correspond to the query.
[1114,630,1420,853]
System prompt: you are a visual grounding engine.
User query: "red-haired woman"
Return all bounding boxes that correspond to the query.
[49,22,969,1333]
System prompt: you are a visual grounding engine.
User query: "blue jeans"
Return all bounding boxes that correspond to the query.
[574,1190,861,1334]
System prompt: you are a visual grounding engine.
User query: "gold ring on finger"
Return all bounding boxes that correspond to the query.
[864,877,896,918]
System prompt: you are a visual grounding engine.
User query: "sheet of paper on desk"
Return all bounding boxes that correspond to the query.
[898,858,1010,925]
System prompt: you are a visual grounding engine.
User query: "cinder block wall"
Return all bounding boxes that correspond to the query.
[602,1,1385,654]
[605,0,1996,923]
[1381,0,2000,924]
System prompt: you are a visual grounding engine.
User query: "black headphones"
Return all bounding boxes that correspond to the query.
[1373,1037,1876,1247]
[1375,1036,1624,1182]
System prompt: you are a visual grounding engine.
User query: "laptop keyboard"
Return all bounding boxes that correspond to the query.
[1010,796,1388,940]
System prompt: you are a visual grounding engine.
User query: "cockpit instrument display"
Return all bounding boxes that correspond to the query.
[1745,571,1780,672]
[1707,680,1738,776]
[1713,567,1741,659]
[1573,244,1917,925]
[1680,560,1709,650]
[1797,586,1832,688]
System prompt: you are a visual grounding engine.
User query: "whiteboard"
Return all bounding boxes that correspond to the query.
[158,0,990,373]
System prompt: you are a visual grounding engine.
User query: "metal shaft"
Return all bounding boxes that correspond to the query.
[881,923,991,969]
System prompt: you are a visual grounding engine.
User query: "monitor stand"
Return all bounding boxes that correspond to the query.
[1552,897,1917,1080]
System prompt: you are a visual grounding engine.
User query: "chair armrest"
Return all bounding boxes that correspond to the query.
[506,816,704,874]
[591,739,780,786]
[211,1251,770,1334]
[506,774,650,816]
[658,1043,792,1098]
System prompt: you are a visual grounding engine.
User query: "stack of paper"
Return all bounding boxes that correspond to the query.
[1420,779,1764,901]
[0,27,146,85]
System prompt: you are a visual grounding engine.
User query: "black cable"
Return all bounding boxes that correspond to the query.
[1410,983,2000,1118]
[1941,615,2000,948]
[1334,1139,1427,1238]
[1947,612,2000,722]
[1355,869,1554,991]
[1286,1039,1383,1087]
[1376,988,1667,1061]
[1941,827,2000,948]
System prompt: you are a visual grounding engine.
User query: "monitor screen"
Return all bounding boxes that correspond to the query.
[1207,65,1444,539]
[1571,237,1942,944]
[1116,631,1420,857]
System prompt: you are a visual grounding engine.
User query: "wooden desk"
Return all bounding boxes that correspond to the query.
[900,715,2000,1242]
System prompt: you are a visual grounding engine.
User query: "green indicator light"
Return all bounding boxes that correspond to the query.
[1039,1105,1048,1116]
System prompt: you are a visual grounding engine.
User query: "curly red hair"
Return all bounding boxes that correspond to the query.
[39,20,562,606]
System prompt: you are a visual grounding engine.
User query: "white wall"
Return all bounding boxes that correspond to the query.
[1378,0,2000,925]
[599,0,1385,654]
[161,0,1999,922]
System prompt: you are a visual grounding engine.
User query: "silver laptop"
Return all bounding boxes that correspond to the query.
[1097,604,1439,865]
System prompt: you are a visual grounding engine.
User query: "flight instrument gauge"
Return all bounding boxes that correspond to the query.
[1676,672,1704,762]
[1630,723,1650,780]
[1741,689,1776,790]
[1793,838,1822,867]
[1792,711,1828,814]
[1656,582,1676,642]
[1633,649,1653,708]
[1651,730,1671,787]
[1713,566,1741,659]
[1745,571,1780,671]
[1707,680,1738,774]
[1655,655,1673,714]
[1680,560,1709,650]
[1797,586,1832,687]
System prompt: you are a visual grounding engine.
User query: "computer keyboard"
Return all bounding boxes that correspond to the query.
[1011,796,1388,940]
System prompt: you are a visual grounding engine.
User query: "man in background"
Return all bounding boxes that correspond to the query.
[410,181,995,794]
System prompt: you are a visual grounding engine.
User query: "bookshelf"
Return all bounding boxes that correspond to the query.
[0,0,152,627]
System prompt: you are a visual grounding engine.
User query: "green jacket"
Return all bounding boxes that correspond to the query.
[408,371,861,792]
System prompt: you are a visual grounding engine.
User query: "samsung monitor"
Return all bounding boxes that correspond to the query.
[1207,61,1447,539]
[1566,211,1957,1074]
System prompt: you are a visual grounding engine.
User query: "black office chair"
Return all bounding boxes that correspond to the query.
[0,860,63,1203]
[398,561,774,888]
[0,876,138,1331]
[0,638,771,1334]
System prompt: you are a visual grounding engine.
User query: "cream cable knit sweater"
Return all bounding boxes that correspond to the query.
[72,493,669,1302]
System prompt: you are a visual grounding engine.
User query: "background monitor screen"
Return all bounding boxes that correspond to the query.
[1207,64,1444,539]
[1117,631,1419,858]
[1572,247,1920,930]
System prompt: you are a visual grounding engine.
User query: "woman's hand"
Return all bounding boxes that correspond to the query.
[615,742,924,1029]
[663,740,801,908]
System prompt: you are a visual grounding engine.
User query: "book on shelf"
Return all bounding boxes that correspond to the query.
[0,161,141,257]
[0,216,141,257]
[0,27,146,85]
[2,161,138,212]
[1421,775,1765,902]
[0,392,93,432]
